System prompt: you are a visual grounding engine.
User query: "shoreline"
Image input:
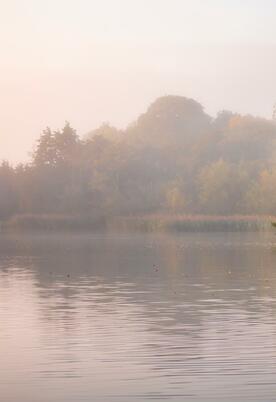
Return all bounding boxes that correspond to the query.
[1,214,275,233]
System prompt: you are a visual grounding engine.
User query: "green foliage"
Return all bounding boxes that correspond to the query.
[107,215,271,232]
[33,122,79,168]
[1,95,276,228]
[245,167,276,214]
[165,179,187,213]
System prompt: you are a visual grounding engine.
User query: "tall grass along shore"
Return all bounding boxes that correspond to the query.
[1,214,274,233]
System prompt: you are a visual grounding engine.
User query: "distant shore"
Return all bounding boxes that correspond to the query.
[1,214,275,233]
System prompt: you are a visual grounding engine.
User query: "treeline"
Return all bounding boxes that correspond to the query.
[2,95,276,223]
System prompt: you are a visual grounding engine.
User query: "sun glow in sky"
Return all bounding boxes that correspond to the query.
[1,0,276,162]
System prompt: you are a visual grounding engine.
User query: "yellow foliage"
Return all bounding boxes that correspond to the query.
[165,182,186,212]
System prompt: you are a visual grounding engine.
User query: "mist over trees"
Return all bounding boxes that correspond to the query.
[2,95,276,222]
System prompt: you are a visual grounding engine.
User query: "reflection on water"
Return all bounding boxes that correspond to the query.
[1,232,276,401]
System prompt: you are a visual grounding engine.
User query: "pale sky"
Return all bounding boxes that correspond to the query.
[1,0,276,162]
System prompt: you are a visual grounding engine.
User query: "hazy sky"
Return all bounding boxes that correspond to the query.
[1,0,276,162]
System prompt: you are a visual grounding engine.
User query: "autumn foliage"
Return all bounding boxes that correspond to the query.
[1,95,276,227]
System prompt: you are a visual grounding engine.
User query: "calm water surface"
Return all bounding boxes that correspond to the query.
[1,232,276,402]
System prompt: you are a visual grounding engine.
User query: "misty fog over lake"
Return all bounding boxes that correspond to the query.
[2,1,276,401]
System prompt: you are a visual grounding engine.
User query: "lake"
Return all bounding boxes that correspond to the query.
[0,232,276,402]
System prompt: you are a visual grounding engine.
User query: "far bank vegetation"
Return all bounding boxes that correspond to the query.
[1,96,276,231]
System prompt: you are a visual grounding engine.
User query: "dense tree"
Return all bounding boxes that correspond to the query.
[1,95,276,223]
[0,161,17,219]
[198,160,250,214]
[33,127,57,167]
[245,168,276,214]
[127,95,211,149]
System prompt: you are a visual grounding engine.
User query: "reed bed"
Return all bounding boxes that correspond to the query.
[3,214,106,232]
[2,214,275,233]
[108,215,275,232]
